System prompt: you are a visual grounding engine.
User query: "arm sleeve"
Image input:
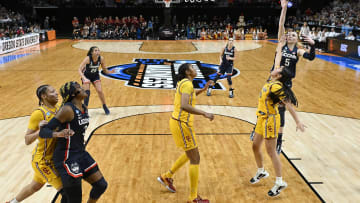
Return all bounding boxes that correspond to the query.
[303,44,315,61]
[39,117,63,138]
[181,81,194,95]
[27,110,44,131]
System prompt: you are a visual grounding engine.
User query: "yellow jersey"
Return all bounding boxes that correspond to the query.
[257,80,285,117]
[28,105,59,163]
[171,79,196,126]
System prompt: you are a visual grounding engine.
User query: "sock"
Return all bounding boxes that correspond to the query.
[10,199,20,203]
[164,153,189,178]
[276,176,282,184]
[84,90,90,107]
[189,164,199,200]
[257,167,264,173]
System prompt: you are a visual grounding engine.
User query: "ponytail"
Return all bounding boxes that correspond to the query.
[59,81,79,106]
[269,68,298,107]
[176,63,191,83]
[36,85,49,106]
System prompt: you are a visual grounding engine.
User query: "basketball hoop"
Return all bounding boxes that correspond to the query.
[164,0,171,8]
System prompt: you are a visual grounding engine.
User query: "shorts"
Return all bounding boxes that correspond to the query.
[82,73,100,84]
[32,160,62,190]
[218,63,233,75]
[254,114,280,139]
[55,151,99,188]
[169,118,197,151]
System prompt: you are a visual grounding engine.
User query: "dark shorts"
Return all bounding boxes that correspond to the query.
[55,151,99,187]
[218,63,233,75]
[82,73,100,84]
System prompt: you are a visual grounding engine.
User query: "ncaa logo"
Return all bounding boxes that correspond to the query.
[101,59,240,90]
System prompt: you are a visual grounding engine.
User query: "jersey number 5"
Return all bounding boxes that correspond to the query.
[284,58,290,67]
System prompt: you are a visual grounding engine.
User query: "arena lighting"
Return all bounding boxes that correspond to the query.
[287,1,293,8]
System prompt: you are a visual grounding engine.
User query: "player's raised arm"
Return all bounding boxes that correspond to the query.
[278,0,288,40]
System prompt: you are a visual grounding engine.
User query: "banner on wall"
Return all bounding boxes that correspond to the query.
[0,33,40,55]
[327,37,360,60]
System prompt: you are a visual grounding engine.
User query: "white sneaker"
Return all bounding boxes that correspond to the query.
[250,170,269,184]
[268,181,288,197]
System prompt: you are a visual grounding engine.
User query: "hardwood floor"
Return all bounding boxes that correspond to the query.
[1,39,359,202]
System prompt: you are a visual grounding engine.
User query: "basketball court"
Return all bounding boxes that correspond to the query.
[1,37,359,202]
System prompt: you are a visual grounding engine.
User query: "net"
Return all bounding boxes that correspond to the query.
[164,0,171,8]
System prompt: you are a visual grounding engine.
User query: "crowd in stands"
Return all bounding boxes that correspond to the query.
[72,14,268,40]
[0,4,55,40]
[0,4,33,40]
[278,0,360,52]
[72,15,159,40]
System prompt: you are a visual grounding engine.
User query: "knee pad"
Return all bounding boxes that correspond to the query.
[90,177,108,199]
[226,75,232,85]
[278,106,286,127]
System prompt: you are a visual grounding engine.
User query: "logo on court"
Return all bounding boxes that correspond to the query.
[101,59,240,90]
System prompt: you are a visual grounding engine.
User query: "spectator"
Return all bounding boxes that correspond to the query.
[345,31,356,40]
[299,22,310,39]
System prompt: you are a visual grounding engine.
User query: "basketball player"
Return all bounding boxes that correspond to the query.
[207,38,236,98]
[250,35,306,197]
[157,63,214,203]
[7,85,68,203]
[39,82,108,203]
[251,0,315,154]
[274,0,315,154]
[79,46,113,115]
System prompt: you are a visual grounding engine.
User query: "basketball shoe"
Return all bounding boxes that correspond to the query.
[250,170,269,184]
[157,175,176,193]
[268,181,288,197]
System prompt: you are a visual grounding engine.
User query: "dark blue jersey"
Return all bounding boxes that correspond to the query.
[84,56,101,77]
[53,102,89,163]
[280,44,299,78]
[221,45,235,66]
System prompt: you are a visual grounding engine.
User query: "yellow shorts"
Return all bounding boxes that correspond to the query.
[31,160,62,190]
[169,118,197,151]
[254,114,280,139]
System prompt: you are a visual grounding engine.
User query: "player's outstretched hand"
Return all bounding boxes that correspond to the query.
[302,35,315,45]
[296,122,306,132]
[281,0,288,8]
[205,80,214,89]
[204,112,214,121]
